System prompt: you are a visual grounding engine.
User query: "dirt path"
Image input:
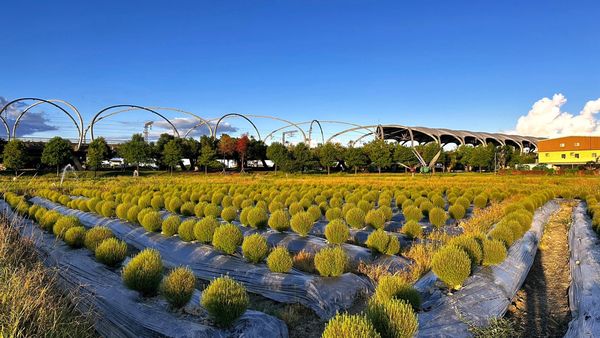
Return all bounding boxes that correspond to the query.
[505,201,574,337]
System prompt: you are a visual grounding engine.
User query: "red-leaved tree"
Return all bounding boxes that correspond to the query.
[236,134,250,172]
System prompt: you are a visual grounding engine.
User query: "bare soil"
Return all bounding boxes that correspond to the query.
[505,201,574,338]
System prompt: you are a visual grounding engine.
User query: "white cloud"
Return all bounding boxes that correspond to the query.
[152,117,237,137]
[512,93,600,137]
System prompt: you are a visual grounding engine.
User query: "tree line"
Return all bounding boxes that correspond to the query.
[0,134,534,176]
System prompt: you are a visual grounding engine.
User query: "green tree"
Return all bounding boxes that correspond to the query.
[393,144,419,172]
[119,134,151,171]
[456,145,474,171]
[292,142,314,172]
[181,138,200,171]
[3,139,26,176]
[363,139,392,174]
[248,138,268,168]
[317,142,340,174]
[153,133,175,169]
[344,146,367,174]
[266,142,290,172]
[163,139,183,174]
[86,137,109,176]
[197,136,219,174]
[470,144,495,172]
[41,137,72,176]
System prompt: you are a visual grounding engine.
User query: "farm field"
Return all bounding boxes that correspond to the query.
[2,173,600,337]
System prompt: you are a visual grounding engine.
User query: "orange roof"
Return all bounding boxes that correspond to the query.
[538,136,600,152]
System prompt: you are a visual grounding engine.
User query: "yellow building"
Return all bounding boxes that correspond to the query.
[538,136,600,166]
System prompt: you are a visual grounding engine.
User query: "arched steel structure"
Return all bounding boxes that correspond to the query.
[88,105,180,141]
[0,98,84,148]
[213,113,262,140]
[308,120,325,145]
[264,120,376,144]
[10,99,84,149]
[84,106,212,142]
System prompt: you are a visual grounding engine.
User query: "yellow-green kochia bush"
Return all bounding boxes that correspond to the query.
[447,235,483,267]
[194,217,220,243]
[84,226,113,252]
[431,245,471,290]
[325,207,343,221]
[448,204,466,220]
[401,220,422,239]
[201,276,249,327]
[266,247,293,273]
[428,207,448,228]
[122,248,163,296]
[375,275,421,310]
[345,207,366,229]
[95,238,127,267]
[247,207,268,228]
[212,223,243,254]
[366,230,400,255]
[141,211,163,232]
[53,216,81,239]
[482,238,507,266]
[314,246,347,277]
[290,211,314,236]
[161,267,196,308]
[365,209,387,229]
[325,219,350,245]
[241,234,268,263]
[322,313,381,338]
[403,205,423,223]
[220,206,237,222]
[64,226,86,248]
[178,219,197,242]
[366,298,418,338]
[268,210,290,232]
[180,201,195,216]
[162,215,181,236]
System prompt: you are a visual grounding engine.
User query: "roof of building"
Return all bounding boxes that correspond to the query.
[538,136,600,152]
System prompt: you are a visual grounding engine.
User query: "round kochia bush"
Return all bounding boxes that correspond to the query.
[366,298,418,338]
[212,223,243,254]
[40,210,61,231]
[325,219,349,245]
[403,205,423,223]
[180,201,195,216]
[247,207,268,228]
[203,203,222,218]
[162,215,181,236]
[290,211,314,236]
[64,226,86,248]
[122,248,163,296]
[325,207,343,221]
[345,207,366,229]
[268,210,290,232]
[161,266,196,308]
[365,209,386,229]
[322,313,381,338]
[482,238,507,266]
[84,226,113,252]
[201,276,249,327]
[141,211,163,232]
[401,220,422,239]
[314,246,347,277]
[241,234,268,263]
[178,219,197,242]
[448,235,483,267]
[126,205,142,224]
[220,206,237,222]
[53,216,81,239]
[95,238,128,267]
[428,207,448,228]
[448,204,466,220]
[375,275,421,310]
[266,247,293,273]
[431,245,471,290]
[194,217,220,243]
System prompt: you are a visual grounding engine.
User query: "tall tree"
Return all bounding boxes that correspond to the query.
[3,139,26,176]
[363,139,392,174]
[317,142,339,174]
[235,134,250,172]
[181,138,201,171]
[41,137,72,176]
[162,139,183,174]
[393,144,419,172]
[119,134,151,171]
[266,142,290,172]
[154,133,175,169]
[247,137,268,168]
[292,142,314,172]
[86,137,109,177]
[218,134,236,171]
[344,146,367,174]
[198,138,219,174]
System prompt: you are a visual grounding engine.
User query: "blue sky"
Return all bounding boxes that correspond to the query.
[1,1,599,143]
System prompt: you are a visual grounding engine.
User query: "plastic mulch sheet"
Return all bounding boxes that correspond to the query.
[0,200,288,338]
[415,199,560,338]
[564,202,600,338]
[30,197,374,319]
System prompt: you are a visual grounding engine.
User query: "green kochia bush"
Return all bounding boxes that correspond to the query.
[221,206,237,222]
[314,246,347,277]
[180,201,195,216]
[322,313,381,338]
[325,207,343,221]
[201,276,249,327]
[401,220,422,239]
[40,210,61,231]
[126,205,142,224]
[178,219,197,242]
[268,210,290,232]
[64,226,86,248]
[403,205,423,223]
[141,211,163,232]
[101,201,117,218]
[53,216,81,239]
[365,209,387,229]
[84,226,114,252]
[95,238,127,267]
[122,248,163,296]
[345,207,366,229]
[212,223,243,254]
[162,215,181,236]
[266,247,293,273]
[161,267,196,308]
[325,219,350,245]
[290,211,314,236]
[247,207,268,228]
[431,245,471,290]
[428,207,448,228]
[366,298,418,338]
[241,234,268,263]
[366,229,400,255]
[482,239,507,266]
[203,203,222,218]
[375,275,421,311]
[194,217,220,243]
[448,204,466,220]
[448,235,483,267]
